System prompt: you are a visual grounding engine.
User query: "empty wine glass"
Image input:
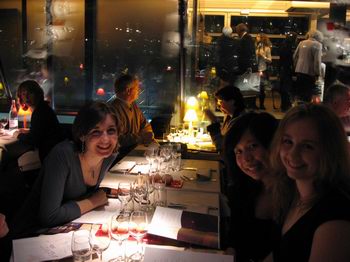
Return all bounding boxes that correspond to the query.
[118,182,132,214]
[132,174,148,209]
[0,117,8,132]
[152,173,167,207]
[129,211,148,262]
[89,223,111,261]
[110,213,130,262]
[71,229,92,262]
[144,146,158,174]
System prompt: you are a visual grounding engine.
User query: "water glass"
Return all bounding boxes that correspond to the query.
[71,229,92,262]
[129,211,148,262]
[110,213,130,262]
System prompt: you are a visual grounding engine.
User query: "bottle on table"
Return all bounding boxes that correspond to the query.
[9,99,18,130]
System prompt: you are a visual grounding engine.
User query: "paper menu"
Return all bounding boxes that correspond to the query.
[148,207,219,248]
[144,246,234,262]
[110,161,136,172]
[12,232,73,262]
[73,198,121,224]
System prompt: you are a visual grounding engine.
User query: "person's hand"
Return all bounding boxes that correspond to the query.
[18,128,30,134]
[89,189,108,209]
[204,109,217,123]
[0,213,9,238]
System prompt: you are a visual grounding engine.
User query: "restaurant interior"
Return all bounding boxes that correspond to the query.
[0,0,349,261]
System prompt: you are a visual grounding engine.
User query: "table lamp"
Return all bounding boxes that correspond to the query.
[183,109,198,136]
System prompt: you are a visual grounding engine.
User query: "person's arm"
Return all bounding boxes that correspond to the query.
[313,43,322,77]
[264,47,272,64]
[309,220,350,262]
[38,144,107,227]
[293,43,300,69]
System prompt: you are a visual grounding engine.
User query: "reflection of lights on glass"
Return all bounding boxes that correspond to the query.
[136,29,141,33]
[128,39,132,42]
[64,76,69,84]
[96,88,105,96]
[0,83,3,90]
[85,38,88,42]
[79,63,84,70]
[166,66,172,71]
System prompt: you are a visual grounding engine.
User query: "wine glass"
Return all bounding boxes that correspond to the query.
[110,213,130,262]
[89,223,111,261]
[152,173,167,207]
[129,211,148,262]
[0,117,8,132]
[71,229,92,262]
[144,146,158,175]
[118,182,132,214]
[132,174,148,209]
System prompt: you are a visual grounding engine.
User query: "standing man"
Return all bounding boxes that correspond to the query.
[323,83,350,133]
[293,29,323,102]
[216,26,240,84]
[236,23,258,75]
[109,74,155,152]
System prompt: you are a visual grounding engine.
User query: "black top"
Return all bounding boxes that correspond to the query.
[273,190,350,262]
[238,33,258,74]
[228,175,279,262]
[216,35,240,74]
[17,100,63,162]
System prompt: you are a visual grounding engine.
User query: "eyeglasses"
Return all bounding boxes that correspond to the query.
[88,127,118,138]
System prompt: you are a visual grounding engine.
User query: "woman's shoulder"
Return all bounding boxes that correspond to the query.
[49,140,76,158]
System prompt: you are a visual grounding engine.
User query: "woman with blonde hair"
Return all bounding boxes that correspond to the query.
[255,33,272,110]
[268,104,350,262]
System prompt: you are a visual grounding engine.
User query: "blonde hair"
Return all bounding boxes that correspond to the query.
[270,104,350,222]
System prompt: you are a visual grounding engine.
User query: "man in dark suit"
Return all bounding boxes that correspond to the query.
[236,23,258,74]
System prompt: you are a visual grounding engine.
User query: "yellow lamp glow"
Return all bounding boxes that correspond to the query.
[186,96,199,110]
[18,106,32,129]
[197,91,209,100]
[183,109,198,135]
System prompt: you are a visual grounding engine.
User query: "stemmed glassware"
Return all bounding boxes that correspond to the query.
[71,229,92,262]
[0,117,8,133]
[129,211,148,262]
[144,146,158,175]
[152,173,167,207]
[118,182,132,214]
[110,213,130,262]
[133,173,153,211]
[89,223,111,261]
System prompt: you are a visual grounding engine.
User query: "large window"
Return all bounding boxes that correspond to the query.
[0,0,180,120]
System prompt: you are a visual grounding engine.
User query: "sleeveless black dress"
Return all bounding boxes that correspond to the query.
[273,190,350,262]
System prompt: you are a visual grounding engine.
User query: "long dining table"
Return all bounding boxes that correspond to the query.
[11,142,233,262]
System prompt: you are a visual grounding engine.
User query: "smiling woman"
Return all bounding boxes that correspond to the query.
[11,101,121,238]
[269,104,350,262]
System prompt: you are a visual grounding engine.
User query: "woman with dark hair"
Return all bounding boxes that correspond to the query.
[205,85,246,152]
[13,80,63,162]
[268,104,350,261]
[223,112,279,262]
[11,101,120,237]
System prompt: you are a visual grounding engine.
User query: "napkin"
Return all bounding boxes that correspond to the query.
[110,161,136,173]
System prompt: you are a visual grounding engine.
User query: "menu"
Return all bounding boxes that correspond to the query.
[148,207,219,249]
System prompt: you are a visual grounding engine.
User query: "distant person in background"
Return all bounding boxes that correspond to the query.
[293,29,323,102]
[1,80,63,172]
[109,74,155,153]
[39,55,54,105]
[279,32,298,112]
[236,23,258,75]
[205,85,246,152]
[323,83,350,133]
[11,102,120,237]
[14,80,63,162]
[255,33,272,110]
[224,112,279,262]
[216,26,240,84]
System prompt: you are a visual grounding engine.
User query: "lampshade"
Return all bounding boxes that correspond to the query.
[183,109,198,122]
[186,96,199,110]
